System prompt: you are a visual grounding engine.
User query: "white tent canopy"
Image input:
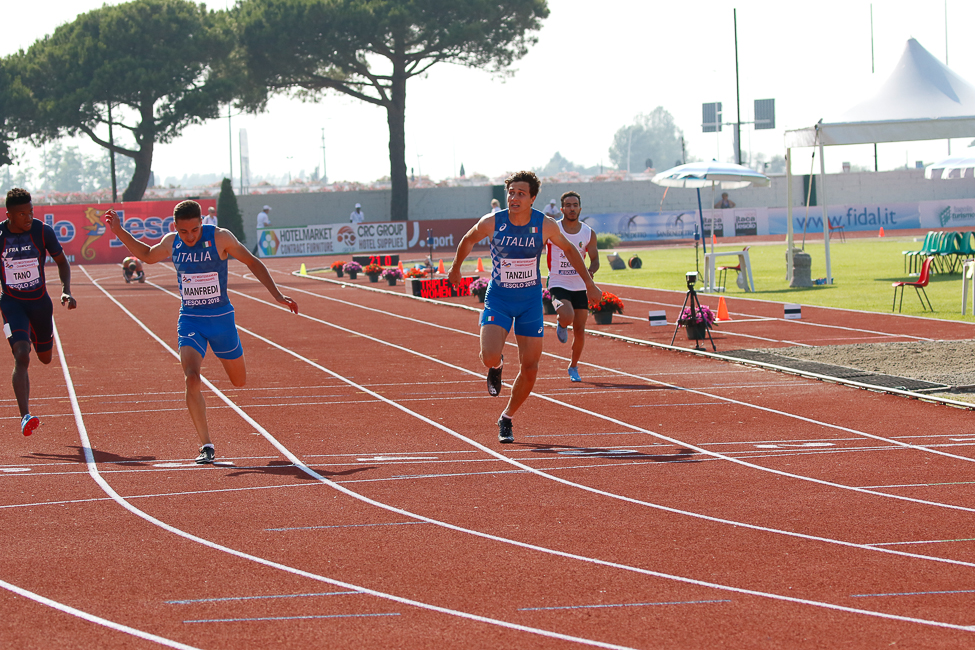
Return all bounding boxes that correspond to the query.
[782,39,975,283]
[925,145,975,179]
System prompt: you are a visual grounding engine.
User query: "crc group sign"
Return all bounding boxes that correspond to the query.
[258,221,409,258]
[36,199,216,264]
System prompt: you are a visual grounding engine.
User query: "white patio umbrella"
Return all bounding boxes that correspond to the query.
[925,146,975,179]
[651,161,771,254]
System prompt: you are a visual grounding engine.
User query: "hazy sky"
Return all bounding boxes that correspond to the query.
[4,0,974,186]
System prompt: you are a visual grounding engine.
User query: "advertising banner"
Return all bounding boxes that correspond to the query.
[35,199,215,264]
[258,221,410,258]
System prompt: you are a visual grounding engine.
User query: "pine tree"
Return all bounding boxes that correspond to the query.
[217,178,245,243]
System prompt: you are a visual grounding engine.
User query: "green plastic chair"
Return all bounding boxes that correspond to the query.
[902,231,935,274]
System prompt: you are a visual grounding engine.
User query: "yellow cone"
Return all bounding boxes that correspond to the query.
[299,263,307,275]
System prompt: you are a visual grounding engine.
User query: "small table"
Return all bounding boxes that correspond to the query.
[962,259,975,315]
[703,250,754,293]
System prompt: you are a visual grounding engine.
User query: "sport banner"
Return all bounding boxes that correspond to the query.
[36,199,216,264]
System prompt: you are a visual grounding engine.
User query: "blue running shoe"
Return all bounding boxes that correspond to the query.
[556,323,568,344]
[21,414,39,437]
[567,367,581,382]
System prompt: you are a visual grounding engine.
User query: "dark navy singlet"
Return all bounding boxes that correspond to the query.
[172,225,231,315]
[488,209,545,299]
[0,220,63,301]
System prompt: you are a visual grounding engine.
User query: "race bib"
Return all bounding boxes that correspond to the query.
[3,257,40,290]
[555,257,578,276]
[498,258,538,288]
[180,271,222,305]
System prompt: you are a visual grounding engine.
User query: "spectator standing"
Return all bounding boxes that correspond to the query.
[714,193,735,209]
[253,205,271,254]
[490,198,501,213]
[202,207,218,226]
[350,203,364,224]
[542,199,561,218]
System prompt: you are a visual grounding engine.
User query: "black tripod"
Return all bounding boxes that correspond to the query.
[671,280,716,351]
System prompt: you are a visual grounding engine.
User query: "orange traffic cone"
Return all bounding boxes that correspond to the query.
[879,227,885,237]
[437,259,445,274]
[716,296,732,321]
[398,260,404,271]
[476,257,485,273]
[712,233,716,247]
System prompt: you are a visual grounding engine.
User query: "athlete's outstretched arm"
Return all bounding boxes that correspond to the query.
[217,229,298,314]
[448,214,494,286]
[103,209,174,264]
[543,217,602,303]
[52,252,77,309]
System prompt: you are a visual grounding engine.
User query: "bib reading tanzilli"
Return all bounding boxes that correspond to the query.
[498,258,538,288]
[3,258,40,290]
[180,271,222,306]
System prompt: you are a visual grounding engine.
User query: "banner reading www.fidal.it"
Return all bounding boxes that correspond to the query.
[36,199,216,264]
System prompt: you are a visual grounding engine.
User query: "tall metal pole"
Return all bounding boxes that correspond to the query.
[108,103,117,203]
[322,126,328,185]
[871,5,878,171]
[946,0,951,155]
[733,8,742,165]
[228,104,233,186]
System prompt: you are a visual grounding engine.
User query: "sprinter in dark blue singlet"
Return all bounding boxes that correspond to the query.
[448,171,601,444]
[1,188,77,437]
[105,200,297,464]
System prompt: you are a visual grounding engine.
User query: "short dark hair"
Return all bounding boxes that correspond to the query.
[560,191,581,207]
[5,188,31,209]
[173,200,202,221]
[504,170,540,198]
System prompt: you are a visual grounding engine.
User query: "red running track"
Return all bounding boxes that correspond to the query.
[0,259,973,648]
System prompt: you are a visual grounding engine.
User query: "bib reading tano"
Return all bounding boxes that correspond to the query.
[180,271,222,306]
[498,258,538,288]
[3,258,40,290]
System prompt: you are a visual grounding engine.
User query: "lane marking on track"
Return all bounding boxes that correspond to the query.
[260,277,975,464]
[519,599,731,611]
[152,462,236,468]
[267,522,427,532]
[167,590,361,604]
[81,270,975,635]
[866,538,975,547]
[851,588,975,598]
[230,285,975,516]
[183,612,400,624]
[0,467,30,473]
[356,456,438,462]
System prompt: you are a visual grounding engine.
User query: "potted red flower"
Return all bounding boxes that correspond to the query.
[588,291,624,325]
[363,263,384,282]
[331,260,346,278]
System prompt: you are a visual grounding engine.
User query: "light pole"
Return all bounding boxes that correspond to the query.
[286,156,293,184]
[626,126,633,175]
[416,153,423,179]
[321,127,327,184]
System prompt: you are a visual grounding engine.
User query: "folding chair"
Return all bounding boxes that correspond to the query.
[892,256,934,312]
[828,220,846,242]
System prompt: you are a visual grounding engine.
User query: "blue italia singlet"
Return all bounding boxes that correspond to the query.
[172,225,232,316]
[487,208,545,299]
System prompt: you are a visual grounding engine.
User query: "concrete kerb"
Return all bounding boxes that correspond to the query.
[291,270,975,411]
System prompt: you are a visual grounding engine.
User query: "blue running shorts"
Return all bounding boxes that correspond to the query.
[1,293,54,353]
[177,309,242,360]
[480,287,544,338]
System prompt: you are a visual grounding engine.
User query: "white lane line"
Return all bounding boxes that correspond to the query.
[232,286,975,514]
[0,575,203,650]
[82,271,975,635]
[75,270,638,650]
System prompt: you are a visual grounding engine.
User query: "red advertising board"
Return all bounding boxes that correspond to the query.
[34,199,216,264]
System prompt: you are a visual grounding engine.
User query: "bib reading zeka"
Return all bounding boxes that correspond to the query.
[180,271,222,306]
[498,258,538,288]
[3,258,40,290]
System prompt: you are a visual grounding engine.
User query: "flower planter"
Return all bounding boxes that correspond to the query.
[386,277,398,286]
[335,269,344,278]
[684,322,707,340]
[542,299,556,315]
[347,271,358,280]
[368,273,380,283]
[592,311,613,325]
[476,292,485,303]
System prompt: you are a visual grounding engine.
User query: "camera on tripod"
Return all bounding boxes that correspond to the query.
[686,271,697,289]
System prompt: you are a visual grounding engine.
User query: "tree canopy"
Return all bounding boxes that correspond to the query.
[609,107,685,174]
[0,58,32,168]
[236,0,549,221]
[15,0,236,201]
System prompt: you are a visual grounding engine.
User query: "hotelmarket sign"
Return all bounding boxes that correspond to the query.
[257,221,409,258]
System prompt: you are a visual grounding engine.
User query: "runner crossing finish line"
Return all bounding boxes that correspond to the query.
[448,171,601,444]
[105,200,298,465]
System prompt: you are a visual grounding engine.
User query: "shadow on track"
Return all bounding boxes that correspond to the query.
[224,462,376,481]
[516,442,700,463]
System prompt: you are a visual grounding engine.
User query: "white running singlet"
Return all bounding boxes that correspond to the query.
[547,220,592,292]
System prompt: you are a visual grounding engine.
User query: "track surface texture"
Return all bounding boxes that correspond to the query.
[1,258,974,649]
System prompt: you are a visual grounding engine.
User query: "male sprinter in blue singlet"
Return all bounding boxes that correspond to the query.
[1,188,77,436]
[105,200,298,464]
[448,171,601,444]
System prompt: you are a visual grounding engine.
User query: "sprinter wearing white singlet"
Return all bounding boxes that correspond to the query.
[546,191,599,382]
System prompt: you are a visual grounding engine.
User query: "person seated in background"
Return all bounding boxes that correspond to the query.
[122,256,145,283]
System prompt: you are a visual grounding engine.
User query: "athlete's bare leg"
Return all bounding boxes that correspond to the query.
[479,323,508,369]
[218,353,247,387]
[555,300,574,330]
[180,346,211,446]
[503,334,543,417]
[11,341,31,418]
[569,308,589,368]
